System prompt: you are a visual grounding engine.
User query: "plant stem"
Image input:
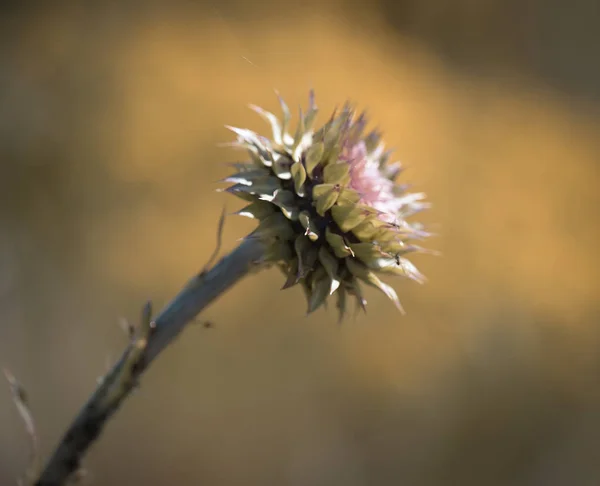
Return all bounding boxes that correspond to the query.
[34,237,267,486]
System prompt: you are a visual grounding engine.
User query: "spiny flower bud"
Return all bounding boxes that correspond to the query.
[223,91,431,319]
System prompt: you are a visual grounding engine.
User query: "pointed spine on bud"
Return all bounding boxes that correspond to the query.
[223,91,431,319]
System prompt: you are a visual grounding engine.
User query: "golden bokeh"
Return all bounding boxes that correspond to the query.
[1,2,599,485]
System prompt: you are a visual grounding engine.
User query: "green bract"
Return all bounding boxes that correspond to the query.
[224,92,431,319]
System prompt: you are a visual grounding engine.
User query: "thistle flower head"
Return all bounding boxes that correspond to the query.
[223,92,431,319]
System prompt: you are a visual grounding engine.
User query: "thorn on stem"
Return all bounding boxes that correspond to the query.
[201,206,227,275]
[140,301,153,334]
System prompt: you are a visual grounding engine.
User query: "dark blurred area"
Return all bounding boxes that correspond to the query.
[1,1,599,485]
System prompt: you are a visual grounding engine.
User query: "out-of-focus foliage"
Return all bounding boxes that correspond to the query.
[1,2,598,485]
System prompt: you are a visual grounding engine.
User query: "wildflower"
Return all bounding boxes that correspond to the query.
[223,91,430,318]
[31,92,435,486]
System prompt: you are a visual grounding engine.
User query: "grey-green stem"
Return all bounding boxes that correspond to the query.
[34,237,267,486]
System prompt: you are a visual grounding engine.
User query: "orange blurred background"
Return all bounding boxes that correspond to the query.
[1,2,599,485]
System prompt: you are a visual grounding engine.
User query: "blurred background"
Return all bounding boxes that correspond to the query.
[1,1,599,485]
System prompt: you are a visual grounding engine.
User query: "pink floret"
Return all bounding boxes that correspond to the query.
[342,140,401,223]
